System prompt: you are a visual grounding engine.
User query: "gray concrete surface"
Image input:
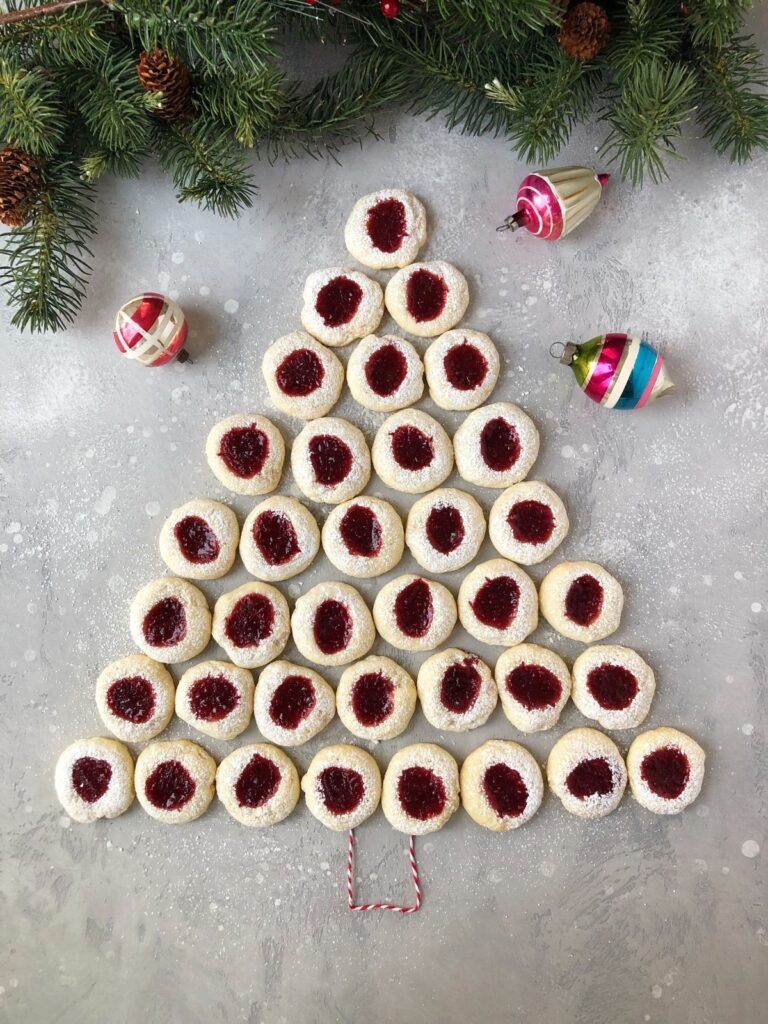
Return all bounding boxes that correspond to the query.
[2,28,767,1024]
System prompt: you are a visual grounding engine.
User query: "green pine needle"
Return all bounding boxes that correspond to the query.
[0,58,65,155]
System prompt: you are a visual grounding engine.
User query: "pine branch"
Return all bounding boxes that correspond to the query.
[0,57,66,154]
[686,0,753,50]
[80,144,142,181]
[195,64,288,149]
[0,2,113,65]
[0,159,96,332]
[611,0,684,83]
[600,60,697,186]
[485,42,598,162]
[428,0,560,42]
[695,35,768,162]
[153,119,256,216]
[67,48,151,152]
[112,0,281,73]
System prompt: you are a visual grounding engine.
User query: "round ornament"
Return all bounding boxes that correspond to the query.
[498,166,608,240]
[113,292,189,366]
[553,332,674,410]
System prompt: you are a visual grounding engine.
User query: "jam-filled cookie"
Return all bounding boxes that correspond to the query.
[571,645,655,730]
[302,744,382,830]
[55,737,134,823]
[495,643,571,733]
[488,481,569,565]
[254,660,335,746]
[385,260,469,337]
[240,496,320,582]
[627,728,705,815]
[344,189,427,269]
[405,487,485,573]
[301,267,384,347]
[291,581,375,667]
[129,577,211,664]
[135,739,217,824]
[382,743,460,835]
[262,331,344,420]
[212,582,290,669]
[322,496,404,578]
[424,329,500,411]
[216,744,300,826]
[373,574,457,652]
[292,417,371,505]
[206,414,285,495]
[336,656,417,742]
[460,740,544,832]
[347,333,424,413]
[176,660,255,741]
[372,409,453,494]
[159,498,239,580]
[547,728,627,819]
[454,402,539,488]
[539,560,624,643]
[417,649,497,732]
[95,654,175,743]
[458,558,538,646]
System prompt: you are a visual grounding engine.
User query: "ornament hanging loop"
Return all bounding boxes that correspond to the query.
[551,341,579,365]
[496,211,525,233]
[549,341,567,360]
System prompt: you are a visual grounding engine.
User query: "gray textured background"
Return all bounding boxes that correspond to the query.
[2,20,768,1024]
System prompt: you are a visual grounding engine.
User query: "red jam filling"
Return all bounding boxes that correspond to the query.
[225,592,275,648]
[219,425,269,479]
[565,574,604,627]
[365,343,408,397]
[351,671,395,727]
[253,509,300,566]
[483,763,528,818]
[339,504,382,558]
[106,675,155,724]
[315,275,363,328]
[174,515,220,564]
[391,424,434,471]
[189,674,240,721]
[479,418,520,472]
[313,599,352,654]
[505,663,562,710]
[366,197,407,253]
[394,578,433,638]
[145,759,195,810]
[425,503,464,554]
[507,500,554,546]
[308,434,353,486]
[405,268,448,322]
[398,766,447,820]
[440,657,482,714]
[640,746,690,800]
[235,753,281,808]
[269,675,316,730]
[565,757,614,800]
[318,766,365,815]
[276,348,324,396]
[443,340,488,391]
[470,575,520,630]
[72,756,112,803]
[587,664,638,711]
[143,597,187,648]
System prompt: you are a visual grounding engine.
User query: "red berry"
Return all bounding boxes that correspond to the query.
[380,0,400,17]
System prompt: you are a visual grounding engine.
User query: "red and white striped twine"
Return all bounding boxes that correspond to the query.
[346,828,421,914]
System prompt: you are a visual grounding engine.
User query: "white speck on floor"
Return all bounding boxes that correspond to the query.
[94,487,116,516]
[741,840,760,859]
[224,299,240,314]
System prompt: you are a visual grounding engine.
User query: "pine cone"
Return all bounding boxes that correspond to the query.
[137,49,193,121]
[559,2,611,60]
[0,147,40,228]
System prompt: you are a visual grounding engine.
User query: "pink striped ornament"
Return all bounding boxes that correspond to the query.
[113,292,189,367]
[346,829,421,914]
[499,166,609,240]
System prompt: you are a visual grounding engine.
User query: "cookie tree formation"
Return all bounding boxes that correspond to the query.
[56,183,706,841]
[2,1,767,332]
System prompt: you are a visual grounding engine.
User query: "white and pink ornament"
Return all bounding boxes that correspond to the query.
[499,165,609,240]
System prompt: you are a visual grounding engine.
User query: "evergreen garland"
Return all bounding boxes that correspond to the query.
[0,0,766,333]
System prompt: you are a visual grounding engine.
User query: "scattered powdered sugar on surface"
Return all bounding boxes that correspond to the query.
[741,840,760,859]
